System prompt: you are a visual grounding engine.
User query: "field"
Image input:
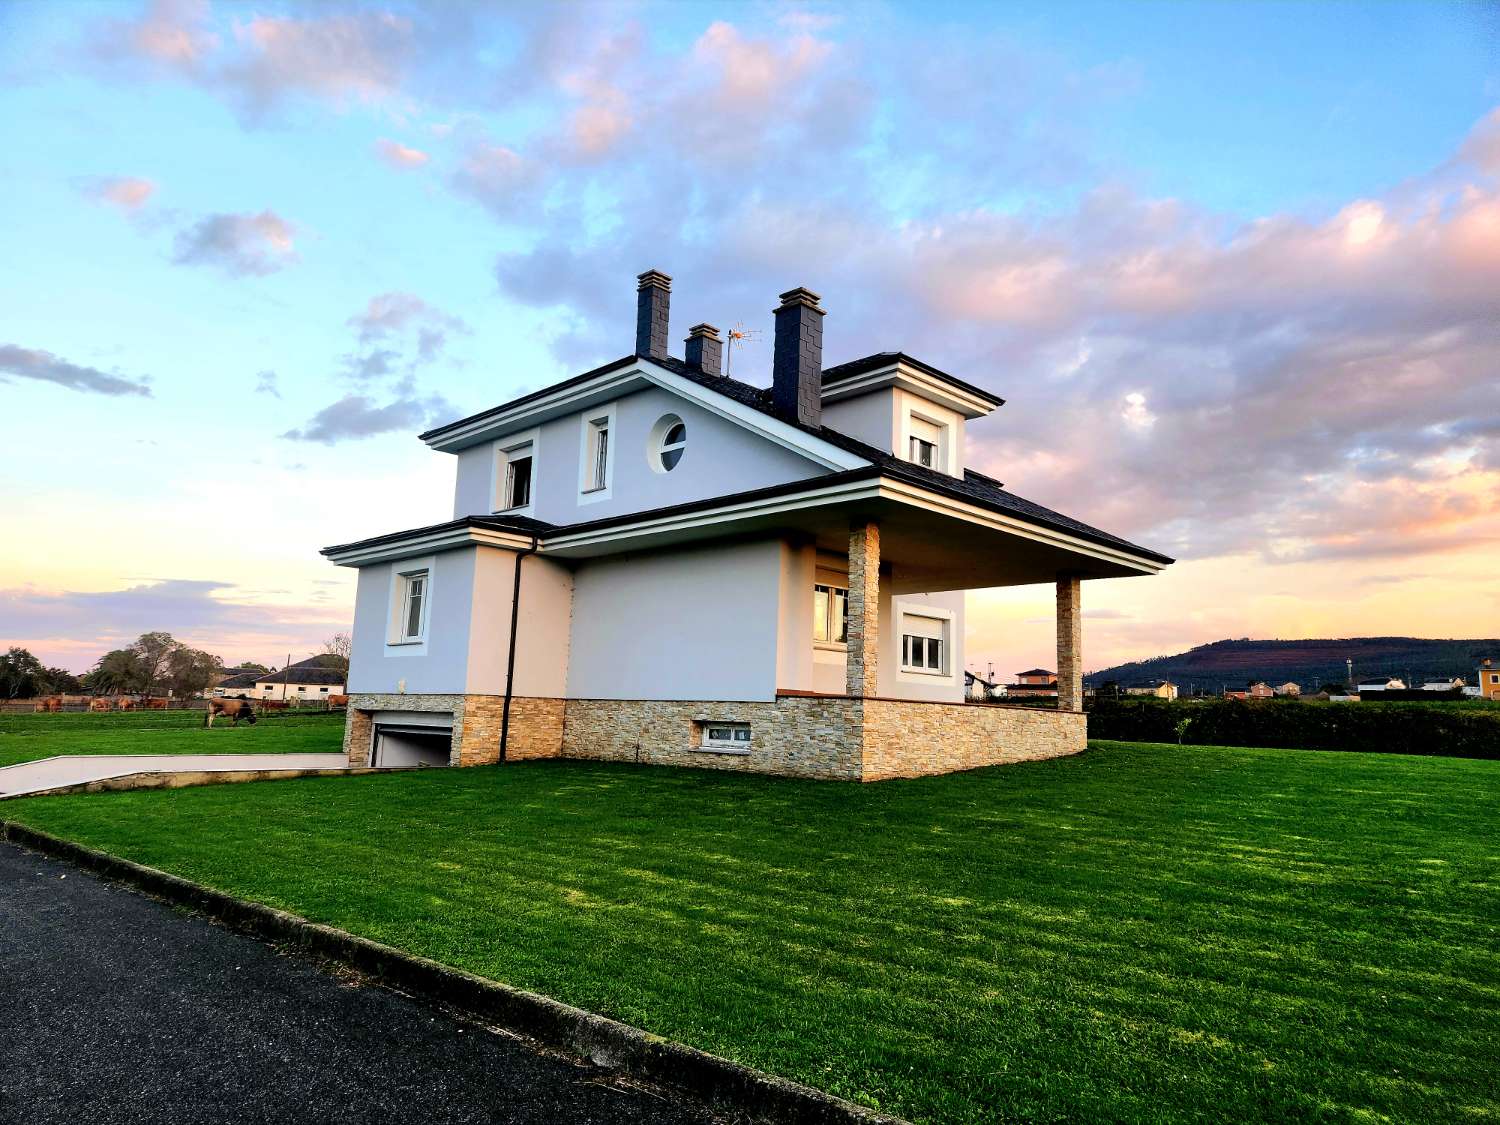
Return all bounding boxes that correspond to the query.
[0,710,345,769]
[6,740,1496,1123]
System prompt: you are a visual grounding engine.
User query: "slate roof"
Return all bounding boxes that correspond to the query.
[402,352,1172,567]
[217,671,262,689]
[257,657,346,687]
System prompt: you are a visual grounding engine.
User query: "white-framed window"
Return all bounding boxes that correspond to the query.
[701,722,752,751]
[319,687,329,693]
[649,413,687,473]
[813,583,848,645]
[297,686,307,693]
[578,405,616,502]
[907,414,944,470]
[492,429,539,514]
[397,569,429,642]
[900,613,948,675]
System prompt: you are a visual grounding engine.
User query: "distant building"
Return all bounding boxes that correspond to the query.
[964,670,1006,701]
[1247,682,1274,699]
[1006,669,1058,698]
[1357,677,1406,693]
[1124,679,1178,700]
[251,657,346,701]
[213,671,262,698]
[1273,681,1301,697]
[1478,659,1500,701]
[1421,678,1465,692]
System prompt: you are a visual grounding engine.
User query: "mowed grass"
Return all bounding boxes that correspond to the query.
[0,710,345,768]
[7,741,1499,1123]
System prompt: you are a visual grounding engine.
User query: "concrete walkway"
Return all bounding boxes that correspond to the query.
[0,753,348,798]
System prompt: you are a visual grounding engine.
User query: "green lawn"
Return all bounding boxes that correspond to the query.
[0,710,345,768]
[6,741,1498,1123]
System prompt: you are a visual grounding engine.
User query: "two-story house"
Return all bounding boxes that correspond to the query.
[322,272,1171,781]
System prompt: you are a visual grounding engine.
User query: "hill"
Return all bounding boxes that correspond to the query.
[1086,637,1499,692]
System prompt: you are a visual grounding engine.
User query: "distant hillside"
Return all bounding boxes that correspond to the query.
[1086,637,1500,692]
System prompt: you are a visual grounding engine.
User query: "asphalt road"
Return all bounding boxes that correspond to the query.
[0,840,727,1125]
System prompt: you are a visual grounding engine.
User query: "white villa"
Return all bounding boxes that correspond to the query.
[323,272,1171,780]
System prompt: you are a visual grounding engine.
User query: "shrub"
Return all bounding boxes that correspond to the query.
[1086,697,1500,759]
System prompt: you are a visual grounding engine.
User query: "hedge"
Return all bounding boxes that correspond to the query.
[1086,697,1500,759]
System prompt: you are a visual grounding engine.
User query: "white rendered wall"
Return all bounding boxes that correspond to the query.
[451,385,829,521]
[881,588,966,702]
[347,549,477,695]
[567,538,783,701]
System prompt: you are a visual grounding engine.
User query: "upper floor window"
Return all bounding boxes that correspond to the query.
[398,569,428,642]
[813,583,848,645]
[908,415,943,469]
[651,414,687,472]
[503,445,532,509]
[579,406,615,501]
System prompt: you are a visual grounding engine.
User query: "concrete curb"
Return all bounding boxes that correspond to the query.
[2,766,410,801]
[1,820,909,1125]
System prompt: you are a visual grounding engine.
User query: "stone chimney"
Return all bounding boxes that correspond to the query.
[684,324,723,376]
[635,269,671,359]
[772,287,824,427]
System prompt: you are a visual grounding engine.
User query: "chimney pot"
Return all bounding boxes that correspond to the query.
[772,286,825,427]
[685,323,723,376]
[635,269,672,360]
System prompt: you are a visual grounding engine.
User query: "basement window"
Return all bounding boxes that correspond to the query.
[699,722,752,753]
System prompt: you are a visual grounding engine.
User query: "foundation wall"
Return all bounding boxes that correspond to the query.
[343,693,1085,781]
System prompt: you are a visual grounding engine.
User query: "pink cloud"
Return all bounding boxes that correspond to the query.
[375,138,430,168]
[171,210,298,276]
[82,176,157,211]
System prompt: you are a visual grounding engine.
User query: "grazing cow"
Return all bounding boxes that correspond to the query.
[144,697,169,710]
[205,699,258,727]
[44,696,62,712]
[90,698,112,712]
[258,699,291,712]
[117,698,135,712]
[327,694,349,707]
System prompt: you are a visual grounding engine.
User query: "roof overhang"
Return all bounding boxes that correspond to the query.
[322,519,539,567]
[420,357,867,473]
[821,358,1000,420]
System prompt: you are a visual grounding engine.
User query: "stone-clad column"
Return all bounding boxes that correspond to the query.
[846,522,880,698]
[1056,574,1082,712]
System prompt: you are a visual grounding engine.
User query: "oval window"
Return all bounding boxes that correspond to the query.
[650,414,687,472]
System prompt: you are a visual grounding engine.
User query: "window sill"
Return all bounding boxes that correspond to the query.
[694,745,751,756]
[900,666,948,677]
[387,639,425,648]
[580,486,607,495]
[813,641,848,652]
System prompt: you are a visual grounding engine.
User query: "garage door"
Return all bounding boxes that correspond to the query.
[372,722,452,768]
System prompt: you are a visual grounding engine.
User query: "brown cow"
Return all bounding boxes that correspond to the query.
[205,699,258,727]
[258,699,291,712]
[327,694,349,707]
[90,698,112,712]
[117,698,135,712]
[144,697,169,710]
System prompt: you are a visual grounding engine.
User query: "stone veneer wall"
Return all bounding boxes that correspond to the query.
[561,696,864,780]
[344,692,1085,781]
[860,699,1086,781]
[343,693,564,768]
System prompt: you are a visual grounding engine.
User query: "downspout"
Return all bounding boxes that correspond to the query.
[498,535,539,762]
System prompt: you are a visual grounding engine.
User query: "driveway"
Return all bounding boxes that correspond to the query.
[0,754,349,798]
[0,839,725,1124]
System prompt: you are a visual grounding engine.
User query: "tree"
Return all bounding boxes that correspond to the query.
[37,666,82,694]
[165,646,224,698]
[131,632,177,698]
[320,631,351,674]
[85,648,147,695]
[0,647,45,699]
[235,661,270,674]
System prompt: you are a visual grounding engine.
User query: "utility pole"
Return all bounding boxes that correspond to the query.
[283,652,291,702]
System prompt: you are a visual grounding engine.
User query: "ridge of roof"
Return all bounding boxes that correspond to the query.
[820,351,1005,407]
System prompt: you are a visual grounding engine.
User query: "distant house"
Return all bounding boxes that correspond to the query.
[1273,681,1301,697]
[213,671,262,698]
[1421,678,1465,692]
[1247,682,1274,699]
[963,670,1006,701]
[250,657,347,701]
[1124,679,1178,700]
[1478,659,1500,701]
[1357,677,1406,693]
[1006,669,1059,698]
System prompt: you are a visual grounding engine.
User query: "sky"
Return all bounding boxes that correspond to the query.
[1,0,1497,678]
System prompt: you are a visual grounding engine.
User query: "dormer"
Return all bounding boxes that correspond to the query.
[818,353,1002,478]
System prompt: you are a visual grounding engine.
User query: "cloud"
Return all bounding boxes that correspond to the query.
[80,175,157,211]
[0,344,152,397]
[450,142,541,219]
[254,370,280,397]
[171,210,298,276]
[281,392,457,444]
[375,138,430,168]
[347,292,466,344]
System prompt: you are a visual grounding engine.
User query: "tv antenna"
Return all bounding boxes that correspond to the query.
[725,322,762,378]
